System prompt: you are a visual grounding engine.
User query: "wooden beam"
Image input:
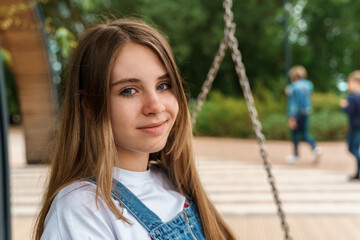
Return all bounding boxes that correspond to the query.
[0,0,56,164]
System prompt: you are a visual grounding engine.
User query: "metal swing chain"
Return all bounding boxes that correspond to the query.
[191,35,228,125]
[191,0,292,239]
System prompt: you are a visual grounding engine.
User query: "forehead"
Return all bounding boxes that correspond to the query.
[111,42,167,82]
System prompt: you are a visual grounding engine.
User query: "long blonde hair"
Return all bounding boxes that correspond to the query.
[34,18,236,240]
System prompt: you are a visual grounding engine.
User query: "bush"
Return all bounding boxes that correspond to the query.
[312,92,342,112]
[194,92,254,138]
[262,114,289,140]
[310,111,347,141]
[193,91,348,141]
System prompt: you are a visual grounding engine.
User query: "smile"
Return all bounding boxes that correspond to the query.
[137,121,167,135]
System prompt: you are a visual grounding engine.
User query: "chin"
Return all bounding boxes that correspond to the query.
[117,138,169,155]
[147,146,166,154]
[146,142,168,154]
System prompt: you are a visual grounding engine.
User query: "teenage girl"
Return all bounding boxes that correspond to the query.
[34,18,236,240]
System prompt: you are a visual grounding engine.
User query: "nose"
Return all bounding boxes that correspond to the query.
[142,92,165,115]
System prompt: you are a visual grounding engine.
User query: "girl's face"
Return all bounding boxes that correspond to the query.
[109,42,179,158]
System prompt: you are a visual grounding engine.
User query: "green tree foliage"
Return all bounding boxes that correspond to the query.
[291,0,360,91]
[2,0,357,136]
[0,48,20,122]
[40,0,285,98]
[39,0,359,98]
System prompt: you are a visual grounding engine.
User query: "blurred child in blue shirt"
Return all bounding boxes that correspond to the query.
[340,70,360,180]
[285,65,321,163]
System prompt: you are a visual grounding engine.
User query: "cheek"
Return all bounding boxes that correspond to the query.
[109,99,132,130]
[169,96,179,119]
[109,100,120,122]
[168,98,180,137]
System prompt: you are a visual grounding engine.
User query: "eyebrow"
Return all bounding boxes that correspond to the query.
[111,73,170,87]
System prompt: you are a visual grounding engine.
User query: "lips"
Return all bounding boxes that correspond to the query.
[137,121,167,135]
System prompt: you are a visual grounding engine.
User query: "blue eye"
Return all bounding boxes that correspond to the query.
[157,83,171,91]
[120,88,136,96]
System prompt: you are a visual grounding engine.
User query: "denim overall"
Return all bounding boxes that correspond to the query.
[90,179,206,240]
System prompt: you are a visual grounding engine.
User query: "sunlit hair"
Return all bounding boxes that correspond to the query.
[348,70,360,82]
[34,18,235,240]
[289,65,308,82]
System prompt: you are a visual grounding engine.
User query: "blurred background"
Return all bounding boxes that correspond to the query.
[2,0,360,144]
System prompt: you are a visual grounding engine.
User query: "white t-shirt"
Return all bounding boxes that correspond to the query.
[41,166,186,239]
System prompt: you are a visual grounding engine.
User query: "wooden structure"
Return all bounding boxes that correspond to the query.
[0,0,56,164]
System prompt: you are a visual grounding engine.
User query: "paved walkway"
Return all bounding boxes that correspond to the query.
[198,158,360,216]
[9,127,360,239]
[193,136,355,175]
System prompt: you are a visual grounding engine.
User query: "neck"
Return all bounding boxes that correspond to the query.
[115,149,149,172]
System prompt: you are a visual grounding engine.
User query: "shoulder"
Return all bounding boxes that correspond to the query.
[305,79,313,86]
[293,79,313,92]
[51,181,117,219]
[353,93,360,99]
[49,181,102,214]
[348,94,357,100]
[290,81,301,90]
[54,181,97,204]
[299,78,313,86]
[42,181,117,239]
[348,94,360,103]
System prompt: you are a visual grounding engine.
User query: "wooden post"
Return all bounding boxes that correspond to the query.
[0,0,57,164]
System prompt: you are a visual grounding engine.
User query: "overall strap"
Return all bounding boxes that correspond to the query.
[88,179,163,232]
